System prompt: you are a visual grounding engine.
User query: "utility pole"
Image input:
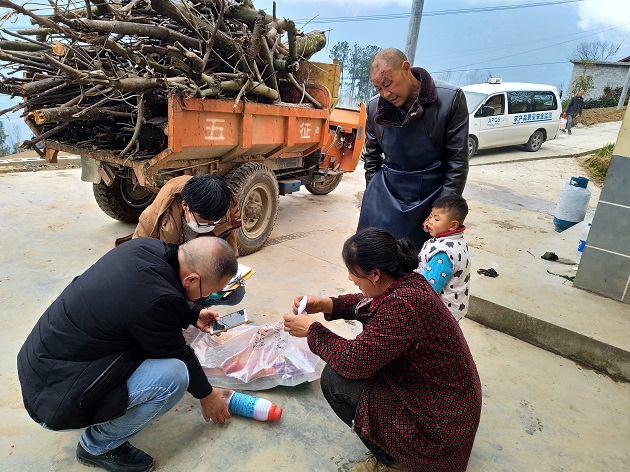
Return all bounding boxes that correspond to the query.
[404,0,425,64]
[618,66,630,109]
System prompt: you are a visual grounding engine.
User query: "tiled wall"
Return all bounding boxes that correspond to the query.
[574,108,630,303]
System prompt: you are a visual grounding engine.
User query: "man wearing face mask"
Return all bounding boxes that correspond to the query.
[124,174,241,253]
[17,237,238,472]
[116,174,244,307]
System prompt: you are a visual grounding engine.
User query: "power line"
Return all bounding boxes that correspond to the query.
[432,21,630,74]
[295,0,586,25]
[430,61,568,74]
[418,22,630,60]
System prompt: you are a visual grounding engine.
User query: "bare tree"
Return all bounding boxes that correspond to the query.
[570,41,620,62]
[435,70,454,83]
[556,81,565,99]
[461,69,492,86]
[8,123,24,154]
[0,122,10,156]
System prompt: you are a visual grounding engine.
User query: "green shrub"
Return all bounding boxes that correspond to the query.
[583,97,618,109]
[583,143,614,184]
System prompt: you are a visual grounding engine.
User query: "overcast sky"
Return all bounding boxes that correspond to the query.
[1,0,629,143]
[260,0,630,87]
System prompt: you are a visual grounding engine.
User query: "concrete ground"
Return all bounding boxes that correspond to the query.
[1,122,629,471]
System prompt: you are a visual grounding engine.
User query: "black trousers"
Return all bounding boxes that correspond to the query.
[320,365,395,465]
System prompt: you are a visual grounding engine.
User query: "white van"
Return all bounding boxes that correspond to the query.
[462,79,561,158]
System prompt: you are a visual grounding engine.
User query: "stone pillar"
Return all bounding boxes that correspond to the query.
[574,106,630,303]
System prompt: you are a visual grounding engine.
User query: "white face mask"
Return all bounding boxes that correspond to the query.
[186,209,216,233]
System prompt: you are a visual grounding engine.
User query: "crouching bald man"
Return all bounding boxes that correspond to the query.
[17,237,238,472]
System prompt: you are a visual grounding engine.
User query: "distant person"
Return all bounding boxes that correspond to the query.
[562,89,585,135]
[358,48,469,251]
[284,228,482,472]
[17,237,238,472]
[416,195,471,321]
[117,174,244,307]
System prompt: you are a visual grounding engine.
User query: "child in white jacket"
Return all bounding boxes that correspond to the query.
[416,195,470,321]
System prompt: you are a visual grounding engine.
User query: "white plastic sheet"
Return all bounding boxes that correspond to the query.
[184,322,325,390]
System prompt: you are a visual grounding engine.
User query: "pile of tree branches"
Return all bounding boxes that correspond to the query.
[0,0,327,158]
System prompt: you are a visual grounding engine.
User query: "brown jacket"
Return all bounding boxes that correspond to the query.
[117,175,242,255]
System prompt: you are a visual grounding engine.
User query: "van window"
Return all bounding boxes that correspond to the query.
[533,91,557,111]
[507,91,532,114]
[463,91,487,114]
[507,91,557,114]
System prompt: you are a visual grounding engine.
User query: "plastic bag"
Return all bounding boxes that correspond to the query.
[560,115,567,130]
[184,322,325,390]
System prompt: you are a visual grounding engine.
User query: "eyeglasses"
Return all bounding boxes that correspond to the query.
[190,210,228,228]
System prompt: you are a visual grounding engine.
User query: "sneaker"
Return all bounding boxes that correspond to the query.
[351,451,379,472]
[561,128,566,133]
[351,451,410,472]
[76,442,154,472]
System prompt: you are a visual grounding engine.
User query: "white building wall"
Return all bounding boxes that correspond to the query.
[567,61,630,100]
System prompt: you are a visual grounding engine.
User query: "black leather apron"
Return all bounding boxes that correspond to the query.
[358,119,443,251]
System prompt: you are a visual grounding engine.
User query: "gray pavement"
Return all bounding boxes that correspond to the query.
[470,121,621,166]
[1,121,629,471]
[463,121,630,382]
[0,150,80,168]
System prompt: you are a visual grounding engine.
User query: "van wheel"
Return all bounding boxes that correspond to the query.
[225,163,279,256]
[93,176,156,223]
[467,137,478,158]
[525,130,544,152]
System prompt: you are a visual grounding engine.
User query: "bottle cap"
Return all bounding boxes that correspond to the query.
[267,404,283,421]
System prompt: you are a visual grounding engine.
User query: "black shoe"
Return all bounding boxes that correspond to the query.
[477,268,499,278]
[76,442,154,472]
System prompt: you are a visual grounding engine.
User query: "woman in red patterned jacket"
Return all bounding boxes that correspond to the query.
[284,228,482,472]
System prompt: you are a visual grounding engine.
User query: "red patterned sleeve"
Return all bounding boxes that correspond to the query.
[323,293,365,321]
[308,295,423,380]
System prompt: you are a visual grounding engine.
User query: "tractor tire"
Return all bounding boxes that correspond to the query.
[525,130,544,152]
[225,163,279,256]
[305,173,343,195]
[93,176,156,223]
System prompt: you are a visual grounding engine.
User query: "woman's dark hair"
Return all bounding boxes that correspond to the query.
[181,174,232,221]
[342,228,419,279]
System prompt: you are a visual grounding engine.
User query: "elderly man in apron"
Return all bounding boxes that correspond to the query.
[358,48,469,251]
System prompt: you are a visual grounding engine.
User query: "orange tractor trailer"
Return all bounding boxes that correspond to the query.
[36,62,367,255]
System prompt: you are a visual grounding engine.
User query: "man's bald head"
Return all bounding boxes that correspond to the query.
[179,237,237,286]
[371,48,408,74]
[370,48,419,111]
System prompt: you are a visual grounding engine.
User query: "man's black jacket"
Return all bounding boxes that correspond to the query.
[362,67,469,195]
[565,95,584,117]
[17,238,212,430]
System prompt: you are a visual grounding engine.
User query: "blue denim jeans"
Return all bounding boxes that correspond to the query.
[80,358,189,455]
[567,114,574,132]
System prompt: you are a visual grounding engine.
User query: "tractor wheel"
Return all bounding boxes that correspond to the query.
[225,163,279,256]
[305,173,343,195]
[93,176,156,223]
